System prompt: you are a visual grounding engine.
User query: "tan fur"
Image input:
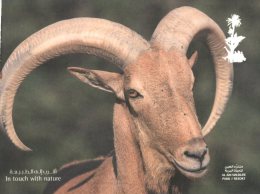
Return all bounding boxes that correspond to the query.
[46,49,209,194]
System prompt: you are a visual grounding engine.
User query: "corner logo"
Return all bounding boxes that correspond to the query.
[224,14,246,63]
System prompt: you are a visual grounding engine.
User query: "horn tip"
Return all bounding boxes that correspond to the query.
[13,140,33,152]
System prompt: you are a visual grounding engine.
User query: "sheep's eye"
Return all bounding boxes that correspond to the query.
[126,89,142,99]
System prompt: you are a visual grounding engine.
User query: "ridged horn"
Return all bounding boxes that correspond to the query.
[0,18,149,151]
[151,6,233,136]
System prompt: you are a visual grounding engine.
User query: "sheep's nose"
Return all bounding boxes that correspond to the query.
[183,137,209,163]
[184,147,208,162]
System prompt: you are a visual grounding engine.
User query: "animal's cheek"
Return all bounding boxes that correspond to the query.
[127,98,151,116]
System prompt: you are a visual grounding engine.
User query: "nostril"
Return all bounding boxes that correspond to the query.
[184,150,199,159]
[184,147,208,161]
[184,150,190,157]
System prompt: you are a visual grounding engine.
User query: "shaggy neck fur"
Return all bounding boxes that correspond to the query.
[113,102,189,194]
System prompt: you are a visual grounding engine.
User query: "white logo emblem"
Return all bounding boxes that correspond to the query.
[224,14,246,63]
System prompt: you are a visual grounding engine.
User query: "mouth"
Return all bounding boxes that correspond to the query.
[167,155,209,178]
[156,147,209,178]
[173,159,208,174]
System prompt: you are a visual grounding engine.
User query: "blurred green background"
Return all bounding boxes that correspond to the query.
[1,0,259,193]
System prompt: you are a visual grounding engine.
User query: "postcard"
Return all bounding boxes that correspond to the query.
[0,1,259,194]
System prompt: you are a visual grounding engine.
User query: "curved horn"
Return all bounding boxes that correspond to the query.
[151,6,233,136]
[0,18,149,151]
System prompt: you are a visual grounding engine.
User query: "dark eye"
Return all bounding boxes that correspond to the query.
[126,89,143,99]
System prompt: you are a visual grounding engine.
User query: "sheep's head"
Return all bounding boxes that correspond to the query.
[67,48,209,178]
[124,49,209,178]
[0,7,233,180]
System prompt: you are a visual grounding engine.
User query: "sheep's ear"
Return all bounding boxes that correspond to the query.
[188,51,198,68]
[68,67,124,100]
